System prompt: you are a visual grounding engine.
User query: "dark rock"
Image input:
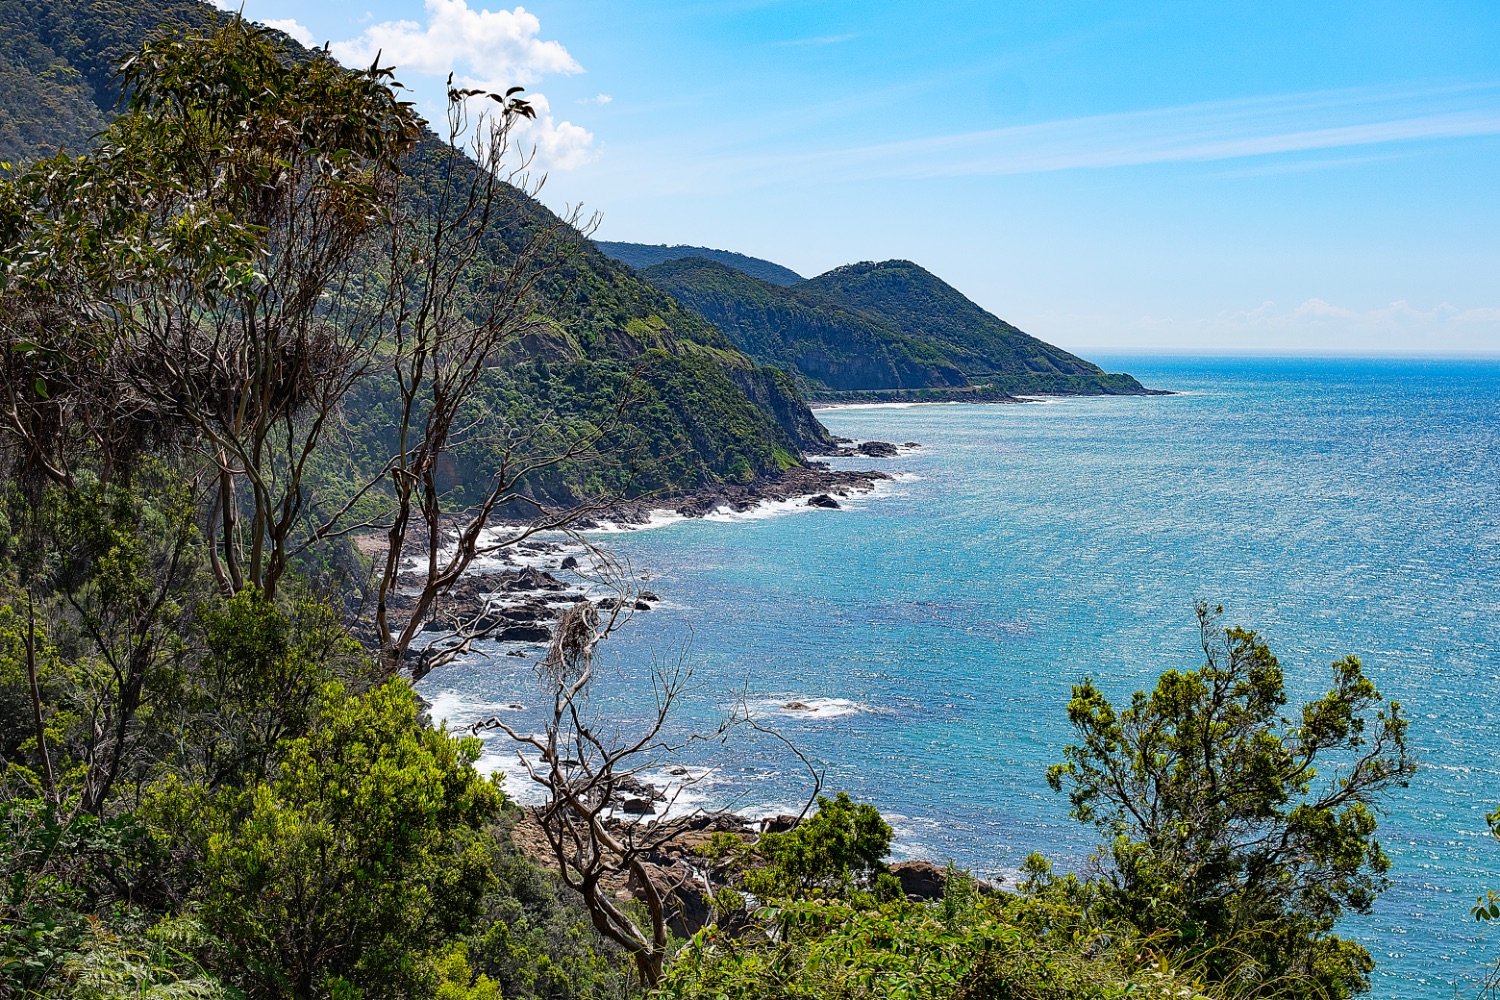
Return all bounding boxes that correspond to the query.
[890,860,947,901]
[621,797,656,815]
[903,441,920,449]
[783,701,811,711]
[639,590,661,602]
[760,814,800,834]
[619,774,666,801]
[678,812,753,835]
[668,766,689,776]
[854,440,898,458]
[560,555,579,570]
[505,566,568,591]
[498,624,552,643]
[806,494,840,509]
[634,600,653,611]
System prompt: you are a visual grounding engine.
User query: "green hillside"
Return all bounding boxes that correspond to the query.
[597,240,805,286]
[0,0,833,500]
[637,251,1153,397]
[790,260,1151,395]
[641,257,970,392]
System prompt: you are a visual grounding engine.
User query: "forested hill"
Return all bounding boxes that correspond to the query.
[791,260,1150,395]
[0,0,835,499]
[0,0,213,163]
[596,240,805,286]
[643,257,971,392]
[640,254,1153,397]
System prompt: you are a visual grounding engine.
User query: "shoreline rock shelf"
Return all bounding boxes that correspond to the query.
[378,462,900,655]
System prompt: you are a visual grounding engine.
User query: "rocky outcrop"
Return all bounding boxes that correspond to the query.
[572,465,890,527]
[889,860,948,901]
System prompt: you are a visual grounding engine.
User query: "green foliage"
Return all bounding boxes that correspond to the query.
[0,0,830,528]
[53,913,230,1000]
[790,260,1134,388]
[654,895,1199,1000]
[745,793,894,901]
[430,944,500,1000]
[0,0,216,165]
[0,798,177,995]
[465,817,634,999]
[177,679,502,999]
[178,588,371,790]
[1047,603,1414,1000]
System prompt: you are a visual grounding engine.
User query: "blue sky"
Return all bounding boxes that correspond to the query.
[221,0,1500,354]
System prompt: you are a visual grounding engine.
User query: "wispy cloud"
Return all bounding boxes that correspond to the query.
[611,81,1500,191]
[776,33,858,47]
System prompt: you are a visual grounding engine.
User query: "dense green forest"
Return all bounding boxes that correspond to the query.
[641,257,972,392]
[596,242,805,287]
[0,4,1438,999]
[635,254,1153,396]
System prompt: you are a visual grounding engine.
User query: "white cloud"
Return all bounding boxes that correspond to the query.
[264,18,316,47]
[327,1,594,170]
[330,0,581,86]
[505,92,597,171]
[579,93,613,105]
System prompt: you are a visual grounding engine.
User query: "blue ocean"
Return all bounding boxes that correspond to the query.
[421,355,1500,998]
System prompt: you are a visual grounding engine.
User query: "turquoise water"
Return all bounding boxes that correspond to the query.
[424,356,1500,997]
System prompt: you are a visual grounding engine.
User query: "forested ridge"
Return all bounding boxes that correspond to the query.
[0,4,1452,1000]
[595,242,805,287]
[635,254,1154,397]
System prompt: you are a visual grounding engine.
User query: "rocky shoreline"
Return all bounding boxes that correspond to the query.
[568,457,895,527]
[412,438,970,928]
[389,443,910,646]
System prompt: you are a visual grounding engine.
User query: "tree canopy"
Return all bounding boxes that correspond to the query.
[1047,603,1415,1000]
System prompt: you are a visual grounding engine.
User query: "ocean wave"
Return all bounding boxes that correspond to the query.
[582,510,691,534]
[701,496,831,523]
[423,689,529,726]
[754,696,869,720]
